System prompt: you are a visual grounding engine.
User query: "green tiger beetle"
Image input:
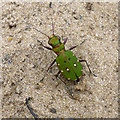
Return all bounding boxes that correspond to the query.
[26,19,97,119]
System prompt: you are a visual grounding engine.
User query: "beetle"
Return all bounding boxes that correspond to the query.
[26,19,97,119]
[34,19,96,84]
[32,19,97,99]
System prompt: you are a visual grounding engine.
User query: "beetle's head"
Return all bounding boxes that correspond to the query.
[48,35,61,48]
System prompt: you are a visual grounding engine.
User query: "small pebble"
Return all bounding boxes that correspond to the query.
[49,2,52,8]
[34,82,44,89]
[50,108,56,114]
[86,2,93,11]
[8,37,12,42]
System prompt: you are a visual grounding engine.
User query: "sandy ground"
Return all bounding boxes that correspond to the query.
[1,1,118,119]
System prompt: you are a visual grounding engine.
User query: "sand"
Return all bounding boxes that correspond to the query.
[1,1,118,119]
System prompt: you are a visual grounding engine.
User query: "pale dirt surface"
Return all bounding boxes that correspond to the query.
[1,2,118,119]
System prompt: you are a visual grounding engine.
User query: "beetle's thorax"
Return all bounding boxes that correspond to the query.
[53,44,65,55]
[48,35,65,55]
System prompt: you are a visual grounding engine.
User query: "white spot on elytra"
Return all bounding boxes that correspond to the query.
[67,68,69,71]
[74,63,77,67]
[61,70,63,72]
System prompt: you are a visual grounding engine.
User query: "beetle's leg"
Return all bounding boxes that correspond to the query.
[55,70,61,78]
[69,39,87,50]
[79,60,97,77]
[55,73,74,99]
[69,45,78,50]
[80,38,87,45]
[55,72,81,101]
[59,78,75,99]
[37,40,52,50]
[26,97,38,120]
[47,59,56,72]
[63,37,68,45]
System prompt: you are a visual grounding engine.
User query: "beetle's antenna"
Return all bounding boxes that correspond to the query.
[25,22,49,38]
[33,27,50,38]
[51,18,55,35]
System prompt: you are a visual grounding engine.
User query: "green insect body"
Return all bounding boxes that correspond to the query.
[56,50,83,81]
[48,34,82,82]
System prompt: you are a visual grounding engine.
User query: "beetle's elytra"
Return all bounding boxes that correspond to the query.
[56,50,83,81]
